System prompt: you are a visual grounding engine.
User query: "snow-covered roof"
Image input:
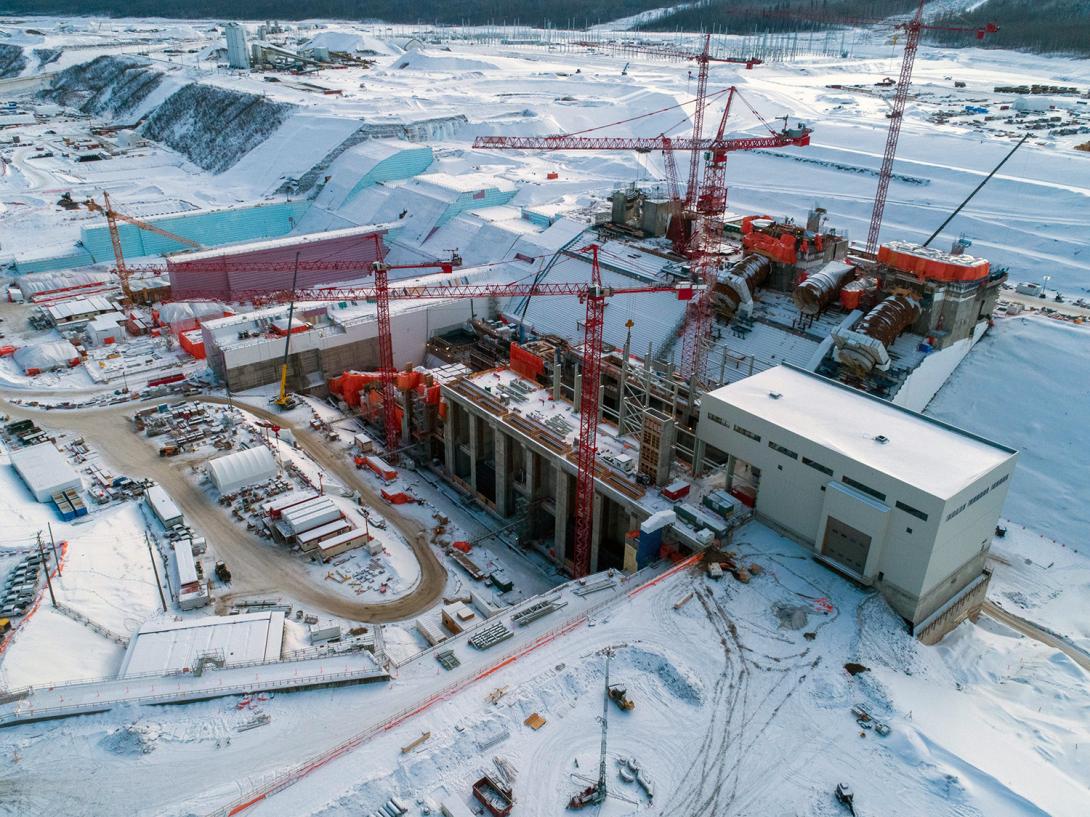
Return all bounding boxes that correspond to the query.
[119,612,285,677]
[167,223,388,264]
[146,484,182,523]
[158,301,225,324]
[13,340,79,371]
[9,443,81,501]
[17,270,109,297]
[704,365,1016,499]
[88,311,126,331]
[46,295,115,321]
[206,446,278,494]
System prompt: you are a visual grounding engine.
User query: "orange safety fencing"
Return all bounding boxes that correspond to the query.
[0,540,70,659]
[212,557,700,817]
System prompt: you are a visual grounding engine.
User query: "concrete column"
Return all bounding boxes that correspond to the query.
[400,391,411,443]
[524,447,537,500]
[724,453,736,490]
[589,492,604,573]
[552,358,562,401]
[657,418,676,485]
[690,434,705,479]
[443,401,456,474]
[573,369,582,413]
[494,426,510,517]
[468,411,480,491]
[553,465,569,564]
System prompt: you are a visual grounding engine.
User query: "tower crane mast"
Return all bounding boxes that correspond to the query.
[864,1,997,253]
[84,192,202,301]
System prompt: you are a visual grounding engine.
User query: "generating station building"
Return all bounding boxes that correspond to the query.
[697,365,1016,640]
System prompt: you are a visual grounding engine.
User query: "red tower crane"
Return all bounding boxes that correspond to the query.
[575,34,761,209]
[368,251,462,457]
[474,86,810,382]
[176,247,697,578]
[863,1,998,253]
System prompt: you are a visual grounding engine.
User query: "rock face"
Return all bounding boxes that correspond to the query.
[0,44,27,78]
[141,84,291,174]
[41,55,293,174]
[42,55,164,117]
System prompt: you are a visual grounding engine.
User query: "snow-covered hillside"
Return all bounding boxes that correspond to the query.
[927,316,1090,548]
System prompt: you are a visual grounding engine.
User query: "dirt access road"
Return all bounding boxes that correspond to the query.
[981,600,1090,673]
[0,395,448,622]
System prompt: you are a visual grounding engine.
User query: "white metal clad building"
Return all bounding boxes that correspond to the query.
[697,365,1017,634]
[145,484,183,528]
[206,447,278,494]
[9,443,82,502]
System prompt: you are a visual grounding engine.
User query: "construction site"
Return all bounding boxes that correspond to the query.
[0,7,1087,817]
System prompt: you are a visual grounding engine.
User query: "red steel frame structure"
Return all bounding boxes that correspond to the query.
[178,245,697,578]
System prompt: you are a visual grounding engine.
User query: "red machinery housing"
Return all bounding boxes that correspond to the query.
[877,242,990,282]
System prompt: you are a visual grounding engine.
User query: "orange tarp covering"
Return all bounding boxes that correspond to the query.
[179,329,205,360]
[330,371,383,407]
[509,342,545,381]
[877,244,990,282]
[743,230,797,265]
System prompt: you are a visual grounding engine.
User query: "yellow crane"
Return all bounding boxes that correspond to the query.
[275,254,302,410]
[84,192,202,302]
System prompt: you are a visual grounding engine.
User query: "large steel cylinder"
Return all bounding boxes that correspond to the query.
[857,294,921,346]
[832,294,920,377]
[716,255,771,316]
[793,263,855,315]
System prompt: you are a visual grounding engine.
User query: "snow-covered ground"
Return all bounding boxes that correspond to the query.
[0,16,1087,817]
[3,523,1084,817]
[926,316,1090,548]
[0,441,162,688]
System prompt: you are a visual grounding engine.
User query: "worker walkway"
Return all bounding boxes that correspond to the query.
[0,649,388,727]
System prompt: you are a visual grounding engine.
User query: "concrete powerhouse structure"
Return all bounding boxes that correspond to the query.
[202,296,481,393]
[696,365,1016,639]
[440,368,659,575]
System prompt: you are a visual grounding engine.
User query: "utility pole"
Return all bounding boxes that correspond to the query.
[145,531,168,613]
[36,532,56,608]
[46,523,61,575]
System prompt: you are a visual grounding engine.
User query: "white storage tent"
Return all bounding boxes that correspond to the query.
[13,341,80,373]
[157,301,226,324]
[206,447,278,494]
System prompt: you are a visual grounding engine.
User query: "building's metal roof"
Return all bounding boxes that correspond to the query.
[704,365,1016,499]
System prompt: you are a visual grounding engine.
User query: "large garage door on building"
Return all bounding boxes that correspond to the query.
[822,516,872,574]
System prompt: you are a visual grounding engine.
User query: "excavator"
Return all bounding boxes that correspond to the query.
[608,681,635,711]
[83,191,202,303]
